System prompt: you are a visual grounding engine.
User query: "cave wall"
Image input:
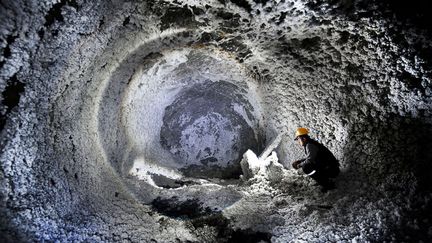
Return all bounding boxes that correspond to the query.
[1,0,432,241]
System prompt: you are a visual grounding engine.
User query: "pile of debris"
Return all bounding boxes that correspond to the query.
[240,133,286,184]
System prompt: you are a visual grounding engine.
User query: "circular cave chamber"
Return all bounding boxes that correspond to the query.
[1,0,432,242]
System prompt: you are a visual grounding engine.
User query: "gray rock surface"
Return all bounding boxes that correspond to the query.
[1,0,432,242]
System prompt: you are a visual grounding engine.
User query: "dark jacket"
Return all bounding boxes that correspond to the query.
[300,138,339,174]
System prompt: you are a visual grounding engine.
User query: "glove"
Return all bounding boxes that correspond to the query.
[292,160,302,169]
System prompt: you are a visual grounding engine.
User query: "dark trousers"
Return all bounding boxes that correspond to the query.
[302,163,340,188]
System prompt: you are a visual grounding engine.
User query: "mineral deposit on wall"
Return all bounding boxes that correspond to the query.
[1,0,431,242]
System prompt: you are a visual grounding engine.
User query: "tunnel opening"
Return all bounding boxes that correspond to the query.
[160,80,264,179]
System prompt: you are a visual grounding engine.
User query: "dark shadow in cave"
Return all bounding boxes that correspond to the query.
[0,208,34,243]
[342,114,432,241]
[0,74,25,132]
[342,114,432,190]
[192,213,272,243]
[151,196,271,243]
[307,0,432,32]
[151,196,213,220]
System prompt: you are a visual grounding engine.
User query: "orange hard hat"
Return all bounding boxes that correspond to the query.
[294,127,309,140]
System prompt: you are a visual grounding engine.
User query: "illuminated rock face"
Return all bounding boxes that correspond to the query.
[1,0,432,242]
[160,80,261,178]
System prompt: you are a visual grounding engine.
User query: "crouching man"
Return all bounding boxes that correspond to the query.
[291,128,340,192]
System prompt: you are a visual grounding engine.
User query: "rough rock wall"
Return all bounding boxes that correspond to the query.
[1,0,432,242]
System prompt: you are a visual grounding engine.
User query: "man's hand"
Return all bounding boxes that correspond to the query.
[292,160,302,169]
